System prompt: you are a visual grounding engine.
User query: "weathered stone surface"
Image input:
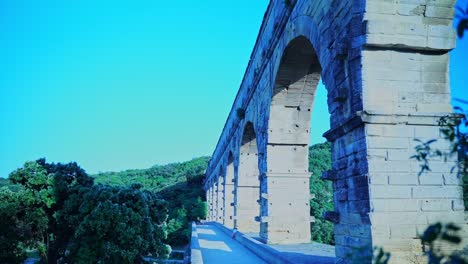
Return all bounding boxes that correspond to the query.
[324,211,340,224]
[203,0,464,263]
[223,156,235,229]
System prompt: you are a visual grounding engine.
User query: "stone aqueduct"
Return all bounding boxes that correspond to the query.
[203,0,465,262]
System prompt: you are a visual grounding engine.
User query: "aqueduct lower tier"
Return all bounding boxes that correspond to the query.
[204,0,466,263]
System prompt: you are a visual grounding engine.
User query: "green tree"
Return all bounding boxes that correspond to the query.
[190,197,208,221]
[8,161,55,261]
[308,142,334,244]
[159,182,207,246]
[0,188,29,263]
[2,159,171,264]
[166,208,189,246]
[66,184,170,263]
[93,157,210,247]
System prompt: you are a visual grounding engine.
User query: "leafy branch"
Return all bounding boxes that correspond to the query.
[411,110,467,177]
[455,3,468,38]
[420,222,467,264]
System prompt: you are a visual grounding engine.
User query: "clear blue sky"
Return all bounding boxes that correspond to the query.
[0,1,467,177]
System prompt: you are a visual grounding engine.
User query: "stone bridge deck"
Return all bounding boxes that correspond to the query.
[191,222,335,264]
[196,224,267,264]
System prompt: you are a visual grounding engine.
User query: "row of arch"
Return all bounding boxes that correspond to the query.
[203,1,464,261]
[207,123,260,232]
[205,37,324,244]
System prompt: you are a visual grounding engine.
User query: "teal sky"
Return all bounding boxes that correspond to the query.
[1,1,467,177]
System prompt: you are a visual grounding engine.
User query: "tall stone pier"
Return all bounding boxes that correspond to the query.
[203,0,466,263]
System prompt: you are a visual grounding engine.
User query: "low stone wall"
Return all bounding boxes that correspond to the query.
[211,222,292,264]
[189,222,203,264]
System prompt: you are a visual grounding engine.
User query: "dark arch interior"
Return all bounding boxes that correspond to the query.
[274,36,321,100]
[241,122,257,152]
[269,36,322,148]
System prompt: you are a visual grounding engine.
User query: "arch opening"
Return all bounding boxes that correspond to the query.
[270,36,321,145]
[216,168,224,224]
[224,153,235,228]
[262,36,332,244]
[235,122,261,234]
[209,181,215,221]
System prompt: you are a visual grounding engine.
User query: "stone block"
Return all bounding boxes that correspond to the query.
[388,173,418,185]
[418,173,444,185]
[426,212,465,224]
[424,6,454,19]
[443,173,462,185]
[412,186,462,198]
[371,199,420,212]
[367,137,409,150]
[370,212,427,225]
[390,225,417,239]
[452,199,465,211]
[421,199,452,211]
[369,173,388,185]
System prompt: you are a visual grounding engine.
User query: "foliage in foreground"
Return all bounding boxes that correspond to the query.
[456,1,468,38]
[345,223,466,264]
[412,108,468,209]
[0,159,170,264]
[421,223,467,263]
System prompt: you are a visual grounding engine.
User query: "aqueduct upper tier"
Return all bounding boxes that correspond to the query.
[204,1,465,263]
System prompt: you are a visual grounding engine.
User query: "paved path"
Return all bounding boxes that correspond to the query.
[196,224,267,264]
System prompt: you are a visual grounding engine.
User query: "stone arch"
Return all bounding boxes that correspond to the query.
[235,122,261,233]
[260,36,326,244]
[269,36,321,154]
[224,152,235,228]
[271,16,331,92]
[215,167,224,223]
[269,15,346,124]
[209,178,215,221]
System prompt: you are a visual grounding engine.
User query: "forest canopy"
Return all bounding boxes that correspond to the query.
[1,159,171,263]
[0,144,333,263]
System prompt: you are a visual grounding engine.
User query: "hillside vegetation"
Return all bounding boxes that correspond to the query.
[93,143,334,245]
[93,157,210,192]
[93,157,210,246]
[0,143,333,263]
[0,178,21,192]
